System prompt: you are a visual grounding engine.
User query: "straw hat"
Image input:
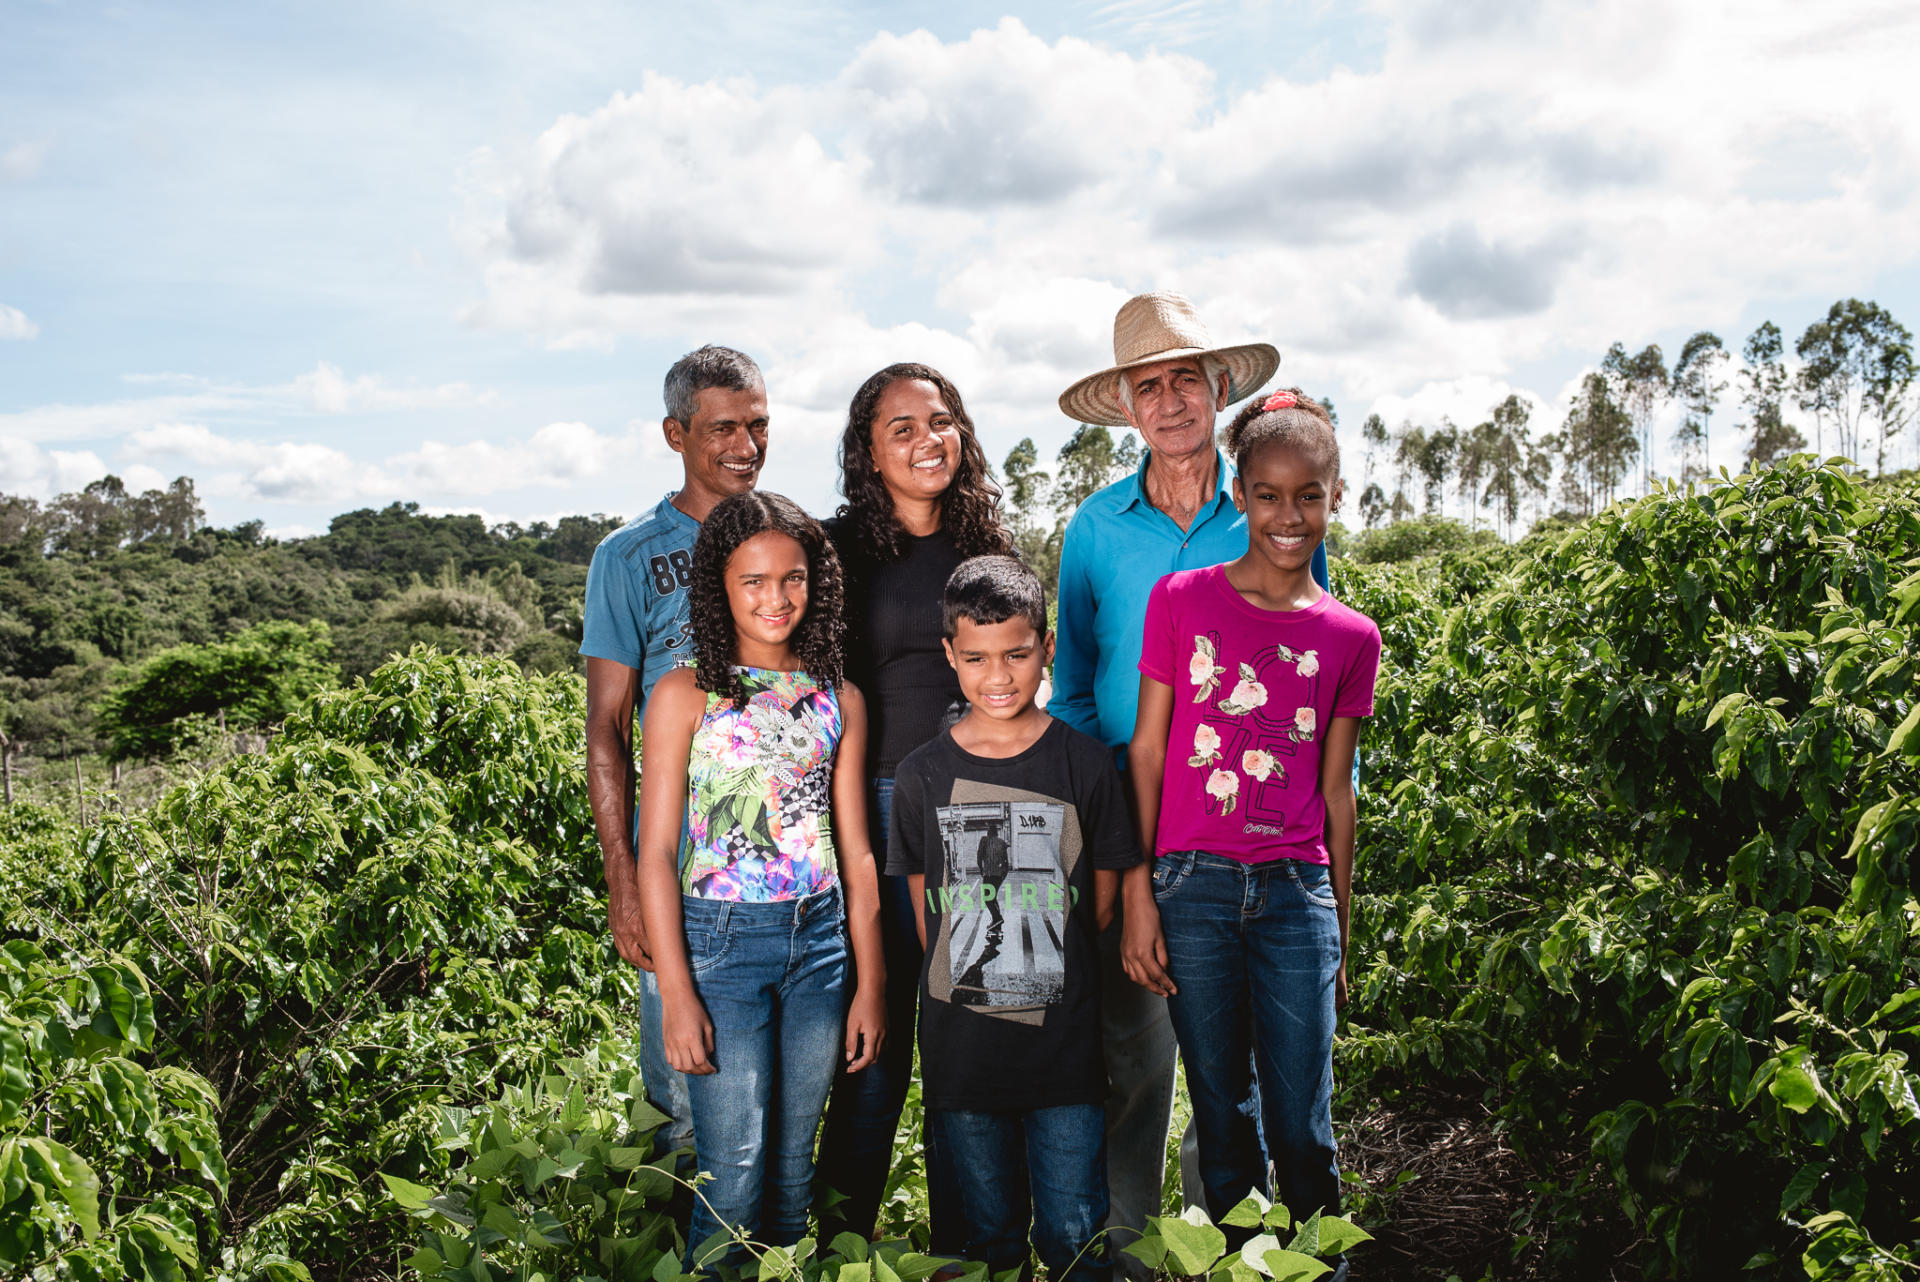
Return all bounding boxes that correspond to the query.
[1058,291,1281,427]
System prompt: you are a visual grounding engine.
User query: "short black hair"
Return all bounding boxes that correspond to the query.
[942,555,1047,639]
[663,345,764,425]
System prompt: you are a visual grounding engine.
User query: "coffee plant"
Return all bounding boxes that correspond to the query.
[1336,457,1918,1277]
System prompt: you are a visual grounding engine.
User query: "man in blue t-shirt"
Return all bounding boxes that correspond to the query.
[582,344,770,1155]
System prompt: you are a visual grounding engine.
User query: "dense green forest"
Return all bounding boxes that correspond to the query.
[0,480,619,808]
[2,455,1915,1281]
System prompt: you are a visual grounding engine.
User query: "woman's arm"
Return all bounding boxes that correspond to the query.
[1320,715,1362,1010]
[636,669,715,1074]
[834,682,886,1072]
[1122,675,1176,997]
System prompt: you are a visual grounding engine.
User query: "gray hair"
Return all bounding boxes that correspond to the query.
[663,345,765,425]
[1116,352,1228,421]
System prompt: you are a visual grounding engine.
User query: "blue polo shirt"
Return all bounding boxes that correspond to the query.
[579,493,701,699]
[1052,449,1330,757]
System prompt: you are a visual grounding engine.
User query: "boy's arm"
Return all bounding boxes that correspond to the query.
[908,874,926,948]
[834,683,886,1072]
[1321,715,1362,1010]
[1093,868,1121,932]
[1123,674,1176,997]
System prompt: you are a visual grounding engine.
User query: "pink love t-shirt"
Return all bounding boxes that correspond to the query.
[1138,564,1382,865]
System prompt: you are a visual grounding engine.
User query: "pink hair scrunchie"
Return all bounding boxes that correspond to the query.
[1261,391,1298,412]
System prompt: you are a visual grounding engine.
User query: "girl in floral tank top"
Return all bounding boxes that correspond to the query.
[680,666,843,901]
[635,493,886,1267]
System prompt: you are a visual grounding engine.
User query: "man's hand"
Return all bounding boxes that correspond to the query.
[1121,896,1177,997]
[608,881,654,972]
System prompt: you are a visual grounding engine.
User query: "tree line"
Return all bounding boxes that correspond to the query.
[1351,298,1913,536]
[0,479,626,775]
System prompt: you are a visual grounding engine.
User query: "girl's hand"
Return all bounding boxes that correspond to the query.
[1335,958,1348,1011]
[844,984,886,1072]
[663,994,716,1075]
[1121,897,1177,997]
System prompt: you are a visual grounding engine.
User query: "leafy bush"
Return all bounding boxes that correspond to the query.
[1339,457,1920,1276]
[1340,515,1502,565]
[4,649,637,1274]
[95,621,340,760]
[0,938,231,1280]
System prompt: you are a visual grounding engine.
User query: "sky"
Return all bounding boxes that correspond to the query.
[3,0,1919,538]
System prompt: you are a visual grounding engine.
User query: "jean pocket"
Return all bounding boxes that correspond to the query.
[685,922,733,975]
[1151,854,1189,902]
[1287,861,1339,911]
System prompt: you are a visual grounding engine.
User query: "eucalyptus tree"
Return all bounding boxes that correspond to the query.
[1601,342,1670,492]
[1556,372,1638,515]
[1476,393,1542,539]
[1671,331,1728,482]
[1740,321,1806,468]
[1795,299,1915,472]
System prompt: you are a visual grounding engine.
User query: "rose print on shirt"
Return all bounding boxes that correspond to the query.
[1189,635,1225,703]
[1292,707,1316,743]
[1188,722,1222,768]
[1297,650,1319,677]
[1205,768,1239,815]
[1218,662,1268,716]
[1241,748,1281,783]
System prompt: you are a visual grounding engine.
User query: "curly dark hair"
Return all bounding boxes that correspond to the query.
[834,363,1014,563]
[1222,387,1341,479]
[688,491,846,708]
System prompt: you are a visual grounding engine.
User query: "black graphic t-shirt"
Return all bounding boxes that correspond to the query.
[886,719,1142,1111]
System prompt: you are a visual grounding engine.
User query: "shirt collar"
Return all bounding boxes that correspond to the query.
[657,491,702,532]
[1118,447,1235,515]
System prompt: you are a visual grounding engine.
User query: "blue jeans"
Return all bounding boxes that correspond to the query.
[815,777,962,1251]
[1153,850,1341,1226]
[928,1103,1111,1282]
[680,890,847,1266]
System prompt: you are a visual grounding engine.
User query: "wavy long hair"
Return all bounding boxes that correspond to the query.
[688,491,846,708]
[834,363,1013,563]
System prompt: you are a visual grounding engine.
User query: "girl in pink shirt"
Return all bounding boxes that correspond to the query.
[1121,389,1380,1243]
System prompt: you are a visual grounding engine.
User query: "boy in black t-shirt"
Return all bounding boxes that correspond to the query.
[887,556,1141,1282]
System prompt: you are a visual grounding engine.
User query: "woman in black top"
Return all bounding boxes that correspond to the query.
[817,363,1013,1246]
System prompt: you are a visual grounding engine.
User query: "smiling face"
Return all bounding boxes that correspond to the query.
[943,615,1052,722]
[1233,438,1341,575]
[870,377,962,510]
[723,530,809,661]
[1119,357,1229,463]
[667,383,770,516]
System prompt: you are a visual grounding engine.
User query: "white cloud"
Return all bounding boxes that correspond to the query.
[389,420,661,495]
[839,19,1210,208]
[0,439,108,495]
[456,3,1920,419]
[0,303,39,340]
[0,141,46,182]
[124,423,392,504]
[291,361,492,414]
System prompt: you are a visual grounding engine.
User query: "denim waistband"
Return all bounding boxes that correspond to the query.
[680,887,842,930]
[1162,849,1327,875]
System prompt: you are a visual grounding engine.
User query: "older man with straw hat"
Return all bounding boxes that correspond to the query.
[1052,292,1328,1270]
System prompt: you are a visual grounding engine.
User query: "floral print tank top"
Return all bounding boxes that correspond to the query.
[680,666,843,901]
